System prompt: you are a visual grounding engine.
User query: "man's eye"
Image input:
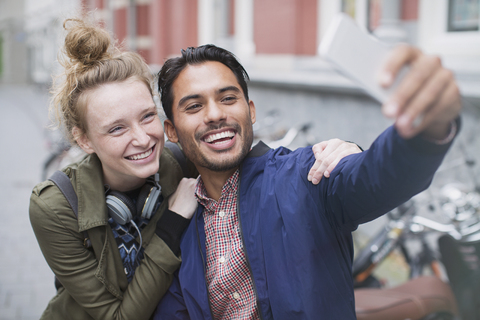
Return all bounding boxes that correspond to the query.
[223,96,237,103]
[186,104,201,111]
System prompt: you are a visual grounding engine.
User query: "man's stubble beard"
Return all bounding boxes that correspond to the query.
[178,122,254,173]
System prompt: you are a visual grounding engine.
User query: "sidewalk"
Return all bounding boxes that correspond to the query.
[0,84,56,320]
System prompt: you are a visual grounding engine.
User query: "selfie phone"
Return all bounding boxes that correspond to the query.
[319,13,407,104]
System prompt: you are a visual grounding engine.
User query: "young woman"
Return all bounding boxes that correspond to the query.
[29,18,361,320]
[29,18,199,320]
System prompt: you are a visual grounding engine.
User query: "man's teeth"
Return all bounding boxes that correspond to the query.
[204,131,235,143]
[127,148,153,160]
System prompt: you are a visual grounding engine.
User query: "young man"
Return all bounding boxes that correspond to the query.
[153,45,461,319]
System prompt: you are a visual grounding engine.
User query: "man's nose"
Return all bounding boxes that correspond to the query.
[204,102,226,123]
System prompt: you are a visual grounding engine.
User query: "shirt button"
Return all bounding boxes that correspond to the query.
[219,256,226,264]
[124,267,128,275]
[233,292,240,300]
[219,210,225,217]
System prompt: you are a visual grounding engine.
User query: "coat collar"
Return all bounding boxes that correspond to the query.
[247,141,271,158]
[74,154,108,232]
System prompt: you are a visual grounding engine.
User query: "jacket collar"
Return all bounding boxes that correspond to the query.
[247,141,271,158]
[75,154,109,232]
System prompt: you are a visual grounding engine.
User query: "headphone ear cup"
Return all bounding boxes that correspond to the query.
[106,190,136,225]
[137,184,162,220]
[136,184,151,217]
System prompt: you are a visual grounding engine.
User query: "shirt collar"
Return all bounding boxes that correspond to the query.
[195,169,240,209]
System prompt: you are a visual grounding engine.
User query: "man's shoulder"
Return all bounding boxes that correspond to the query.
[247,141,314,160]
[241,143,315,185]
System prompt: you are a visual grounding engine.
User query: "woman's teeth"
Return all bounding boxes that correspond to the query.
[127,147,153,160]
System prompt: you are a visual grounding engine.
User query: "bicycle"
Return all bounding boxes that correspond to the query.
[353,181,480,319]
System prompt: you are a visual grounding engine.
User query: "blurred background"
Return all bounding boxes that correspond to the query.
[1,0,480,319]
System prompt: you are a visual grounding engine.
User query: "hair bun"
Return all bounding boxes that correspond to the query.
[63,18,111,65]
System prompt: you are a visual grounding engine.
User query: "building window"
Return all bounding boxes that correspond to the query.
[448,0,479,31]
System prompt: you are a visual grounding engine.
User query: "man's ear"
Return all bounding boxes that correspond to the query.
[73,127,95,154]
[164,119,179,143]
[249,100,256,125]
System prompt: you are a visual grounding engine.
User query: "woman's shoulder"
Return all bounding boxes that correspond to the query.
[30,172,75,224]
[159,143,198,194]
[30,153,99,221]
[31,156,82,200]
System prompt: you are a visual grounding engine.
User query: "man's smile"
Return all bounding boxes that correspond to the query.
[203,129,236,145]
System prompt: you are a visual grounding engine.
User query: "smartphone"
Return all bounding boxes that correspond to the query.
[319,13,407,104]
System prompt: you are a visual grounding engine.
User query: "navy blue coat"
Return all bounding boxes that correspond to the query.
[154,126,454,320]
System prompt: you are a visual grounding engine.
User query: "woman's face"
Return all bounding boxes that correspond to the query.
[76,79,164,191]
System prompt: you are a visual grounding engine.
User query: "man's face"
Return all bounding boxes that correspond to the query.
[164,61,256,173]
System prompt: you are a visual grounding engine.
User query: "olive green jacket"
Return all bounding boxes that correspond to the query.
[30,147,196,320]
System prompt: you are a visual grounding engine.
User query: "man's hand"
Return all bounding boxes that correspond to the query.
[380,44,462,140]
[307,139,362,185]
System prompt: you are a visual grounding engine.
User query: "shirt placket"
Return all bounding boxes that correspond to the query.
[197,172,259,320]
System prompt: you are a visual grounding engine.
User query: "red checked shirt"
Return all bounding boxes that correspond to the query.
[195,170,260,320]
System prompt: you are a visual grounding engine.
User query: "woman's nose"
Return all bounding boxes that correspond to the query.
[131,126,150,146]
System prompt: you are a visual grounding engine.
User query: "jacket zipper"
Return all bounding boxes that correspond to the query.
[195,213,216,319]
[236,168,265,320]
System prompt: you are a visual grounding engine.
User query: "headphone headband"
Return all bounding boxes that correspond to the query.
[106,174,162,225]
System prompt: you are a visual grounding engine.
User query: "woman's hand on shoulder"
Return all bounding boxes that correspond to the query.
[307,139,362,185]
[168,178,198,219]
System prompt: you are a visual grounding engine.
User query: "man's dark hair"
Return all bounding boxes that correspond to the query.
[157,44,250,121]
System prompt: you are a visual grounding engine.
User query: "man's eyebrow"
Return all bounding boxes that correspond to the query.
[178,94,201,108]
[177,86,241,108]
[218,86,241,94]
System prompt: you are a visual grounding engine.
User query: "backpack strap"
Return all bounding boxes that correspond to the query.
[49,170,91,248]
[165,141,188,177]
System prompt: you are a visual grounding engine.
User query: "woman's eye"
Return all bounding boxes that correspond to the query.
[109,126,123,134]
[143,112,156,121]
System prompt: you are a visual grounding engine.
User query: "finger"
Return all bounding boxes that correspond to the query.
[401,81,460,139]
[379,44,421,88]
[395,66,451,137]
[310,142,363,184]
[383,54,441,118]
[308,159,321,182]
[323,146,361,178]
[324,158,341,178]
[310,154,335,184]
[395,68,456,138]
[308,141,330,181]
[311,148,343,184]
[311,141,328,155]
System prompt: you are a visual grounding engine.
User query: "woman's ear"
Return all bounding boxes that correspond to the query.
[164,119,179,143]
[73,127,95,154]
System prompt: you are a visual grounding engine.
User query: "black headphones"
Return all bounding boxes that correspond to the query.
[106,173,162,225]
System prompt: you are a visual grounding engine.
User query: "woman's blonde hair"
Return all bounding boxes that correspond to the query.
[50,18,153,144]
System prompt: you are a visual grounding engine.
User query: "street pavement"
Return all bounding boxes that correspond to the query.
[0,84,56,320]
